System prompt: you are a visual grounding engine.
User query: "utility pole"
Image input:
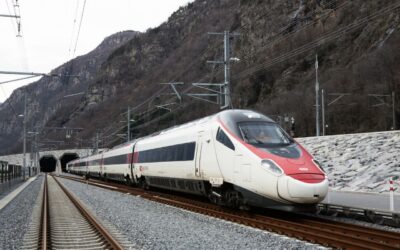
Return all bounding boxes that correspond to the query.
[28,129,39,175]
[28,131,39,177]
[94,132,99,154]
[34,132,39,175]
[393,91,396,130]
[127,106,131,142]
[23,93,27,179]
[321,89,325,136]
[96,132,99,151]
[315,54,320,136]
[223,31,231,109]
[368,93,396,130]
[207,31,239,109]
[0,13,21,36]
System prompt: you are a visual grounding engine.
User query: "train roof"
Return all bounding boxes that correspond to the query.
[133,109,275,141]
[66,109,276,160]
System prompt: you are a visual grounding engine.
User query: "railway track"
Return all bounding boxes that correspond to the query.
[21,174,131,249]
[60,174,400,249]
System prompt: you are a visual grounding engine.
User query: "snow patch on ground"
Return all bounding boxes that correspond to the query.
[297,131,400,193]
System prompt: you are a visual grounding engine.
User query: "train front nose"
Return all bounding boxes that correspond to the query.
[277,174,328,204]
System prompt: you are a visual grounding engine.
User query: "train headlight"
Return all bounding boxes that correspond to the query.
[312,159,325,173]
[261,160,283,176]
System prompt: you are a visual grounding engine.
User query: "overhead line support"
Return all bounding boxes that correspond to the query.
[0,14,20,18]
[188,31,239,109]
[160,82,183,103]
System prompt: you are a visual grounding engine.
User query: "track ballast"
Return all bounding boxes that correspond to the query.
[21,174,131,250]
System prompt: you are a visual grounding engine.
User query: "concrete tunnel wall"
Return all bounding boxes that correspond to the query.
[39,155,58,172]
[40,153,80,173]
[59,153,79,172]
[0,149,93,173]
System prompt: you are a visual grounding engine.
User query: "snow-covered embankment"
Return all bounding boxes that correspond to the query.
[298,131,400,193]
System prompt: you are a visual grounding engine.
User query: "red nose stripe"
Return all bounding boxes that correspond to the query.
[289,174,325,183]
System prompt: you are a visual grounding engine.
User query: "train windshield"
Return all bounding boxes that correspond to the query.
[237,122,293,146]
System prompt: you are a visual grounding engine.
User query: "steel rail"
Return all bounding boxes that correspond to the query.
[59,175,400,249]
[39,174,124,249]
[40,174,48,250]
[51,176,124,250]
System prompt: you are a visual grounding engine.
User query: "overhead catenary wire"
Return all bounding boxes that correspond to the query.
[0,82,19,119]
[147,0,338,103]
[233,1,400,81]
[0,80,29,120]
[1,0,31,119]
[99,4,281,146]
[0,75,40,85]
[3,0,30,72]
[97,0,275,146]
[88,0,353,147]
[237,0,349,65]
[4,0,17,35]
[120,1,399,144]
[68,0,81,56]
[112,0,242,111]
[72,0,87,57]
[94,1,342,143]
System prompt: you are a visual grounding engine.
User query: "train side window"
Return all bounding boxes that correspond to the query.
[216,128,235,150]
[185,142,195,160]
[177,144,185,160]
[163,149,167,161]
[173,146,180,161]
[166,147,174,161]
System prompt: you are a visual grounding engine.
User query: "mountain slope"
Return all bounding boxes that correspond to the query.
[0,31,137,154]
[1,0,399,153]
[62,0,400,147]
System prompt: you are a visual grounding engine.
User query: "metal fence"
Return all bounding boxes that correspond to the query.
[0,161,24,195]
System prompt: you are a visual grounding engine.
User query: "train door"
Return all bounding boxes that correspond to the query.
[195,131,204,177]
[214,127,236,182]
[234,153,251,183]
[130,142,138,183]
[233,153,242,183]
[100,155,104,177]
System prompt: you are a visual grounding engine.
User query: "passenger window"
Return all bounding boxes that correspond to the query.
[216,128,235,150]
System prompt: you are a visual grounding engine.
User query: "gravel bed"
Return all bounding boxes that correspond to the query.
[59,178,324,249]
[0,175,44,250]
[307,212,400,233]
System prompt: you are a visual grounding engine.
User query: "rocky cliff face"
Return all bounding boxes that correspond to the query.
[0,31,137,154]
[64,0,399,147]
[1,0,400,153]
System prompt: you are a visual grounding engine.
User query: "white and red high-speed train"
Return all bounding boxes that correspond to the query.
[67,109,328,210]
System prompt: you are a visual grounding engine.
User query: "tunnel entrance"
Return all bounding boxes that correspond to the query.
[39,155,57,172]
[59,153,79,172]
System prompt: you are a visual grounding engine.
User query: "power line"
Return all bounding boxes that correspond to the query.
[0,75,40,85]
[233,1,400,81]
[102,0,242,125]
[237,0,349,65]
[68,0,81,56]
[4,0,17,35]
[92,1,352,146]
[0,13,19,17]
[72,0,87,57]
[115,1,399,145]
[88,1,343,146]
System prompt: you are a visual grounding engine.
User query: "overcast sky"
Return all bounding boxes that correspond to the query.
[0,0,193,103]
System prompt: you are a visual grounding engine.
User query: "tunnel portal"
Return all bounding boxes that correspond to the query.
[59,153,79,172]
[39,155,57,172]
